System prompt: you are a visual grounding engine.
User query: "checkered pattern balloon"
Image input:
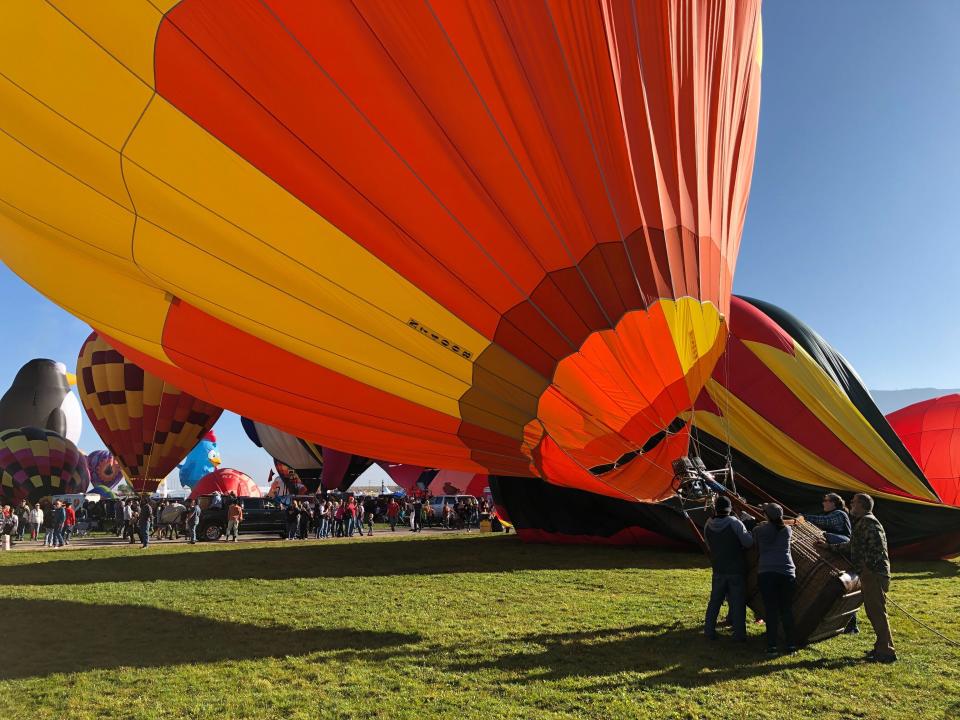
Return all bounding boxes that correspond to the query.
[77,333,223,493]
[0,426,85,504]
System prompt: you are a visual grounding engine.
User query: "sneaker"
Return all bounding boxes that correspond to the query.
[766,647,778,656]
[844,626,860,635]
[785,645,798,654]
[866,653,897,664]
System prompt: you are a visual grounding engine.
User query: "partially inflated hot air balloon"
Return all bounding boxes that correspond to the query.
[0,1,761,500]
[76,333,223,493]
[492,297,960,558]
[189,468,260,500]
[241,417,372,492]
[887,395,960,507]
[0,427,85,504]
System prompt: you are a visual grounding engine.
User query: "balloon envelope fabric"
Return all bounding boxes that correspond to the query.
[887,395,960,507]
[76,333,223,493]
[85,449,125,490]
[0,426,85,504]
[189,468,260,500]
[0,0,761,501]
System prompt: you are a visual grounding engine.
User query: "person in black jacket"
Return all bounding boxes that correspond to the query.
[703,495,755,641]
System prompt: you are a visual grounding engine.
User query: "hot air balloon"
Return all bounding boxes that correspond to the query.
[178,430,221,489]
[189,468,260,500]
[85,449,125,490]
[76,333,223,493]
[432,471,489,498]
[492,297,960,559]
[0,0,762,501]
[241,417,372,492]
[0,427,85,504]
[887,395,960,507]
[0,359,83,444]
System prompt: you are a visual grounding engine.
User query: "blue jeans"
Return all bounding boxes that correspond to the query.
[287,522,298,540]
[824,532,849,545]
[319,518,329,538]
[346,517,355,537]
[52,524,65,547]
[187,524,197,543]
[139,521,151,547]
[705,573,747,640]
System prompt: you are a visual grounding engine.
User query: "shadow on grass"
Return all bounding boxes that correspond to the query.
[893,560,960,581]
[0,536,706,586]
[0,598,418,681]
[442,623,860,689]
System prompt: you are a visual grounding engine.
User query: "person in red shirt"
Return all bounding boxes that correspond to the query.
[63,502,77,545]
[386,499,400,532]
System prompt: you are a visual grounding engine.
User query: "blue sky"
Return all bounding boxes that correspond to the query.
[2,2,959,480]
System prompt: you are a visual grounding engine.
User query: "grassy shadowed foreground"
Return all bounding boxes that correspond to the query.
[0,533,957,720]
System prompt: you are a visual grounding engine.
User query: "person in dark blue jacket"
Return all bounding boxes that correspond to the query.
[703,495,754,641]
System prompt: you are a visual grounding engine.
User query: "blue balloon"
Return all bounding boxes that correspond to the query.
[178,432,221,489]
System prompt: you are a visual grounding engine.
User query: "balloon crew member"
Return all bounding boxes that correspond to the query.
[753,503,797,655]
[799,493,859,633]
[821,493,896,663]
[703,495,754,642]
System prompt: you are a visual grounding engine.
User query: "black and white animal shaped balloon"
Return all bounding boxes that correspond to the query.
[0,359,83,443]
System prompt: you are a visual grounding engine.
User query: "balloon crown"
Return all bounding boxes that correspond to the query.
[203,430,217,443]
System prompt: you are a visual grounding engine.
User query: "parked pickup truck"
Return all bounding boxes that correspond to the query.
[197,496,287,541]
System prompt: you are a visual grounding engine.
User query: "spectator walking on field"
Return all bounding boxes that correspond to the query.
[16,501,29,541]
[386,498,399,531]
[52,500,66,548]
[186,499,201,544]
[63,501,76,545]
[138,500,153,548]
[29,503,42,541]
[226,499,243,541]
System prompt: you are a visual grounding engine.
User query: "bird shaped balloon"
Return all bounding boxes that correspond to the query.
[0,359,82,444]
[178,430,221,489]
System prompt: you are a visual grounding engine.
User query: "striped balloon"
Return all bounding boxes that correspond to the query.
[0,426,85,504]
[76,333,222,493]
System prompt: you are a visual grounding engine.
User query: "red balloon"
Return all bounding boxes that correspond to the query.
[189,468,261,499]
[887,395,960,506]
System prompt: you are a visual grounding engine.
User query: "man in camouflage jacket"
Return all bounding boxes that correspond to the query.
[824,493,896,662]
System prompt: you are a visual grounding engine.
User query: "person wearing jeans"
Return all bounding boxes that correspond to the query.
[51,501,66,548]
[753,503,797,655]
[703,495,754,641]
[226,501,243,541]
[186,500,201,544]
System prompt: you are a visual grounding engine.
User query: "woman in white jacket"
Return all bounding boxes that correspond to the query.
[29,504,43,541]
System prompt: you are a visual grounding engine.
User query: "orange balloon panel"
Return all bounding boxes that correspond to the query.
[0,1,761,501]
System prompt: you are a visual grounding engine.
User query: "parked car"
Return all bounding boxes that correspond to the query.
[428,495,476,521]
[197,496,287,541]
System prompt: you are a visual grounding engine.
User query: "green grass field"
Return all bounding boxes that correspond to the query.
[1,532,957,720]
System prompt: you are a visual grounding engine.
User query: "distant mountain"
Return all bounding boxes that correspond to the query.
[870,388,960,415]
